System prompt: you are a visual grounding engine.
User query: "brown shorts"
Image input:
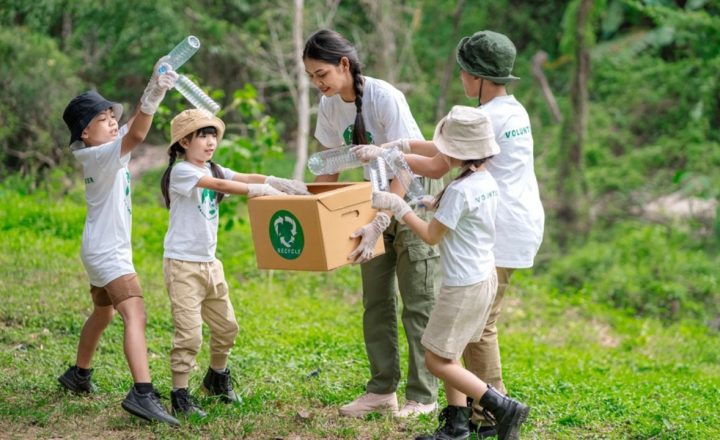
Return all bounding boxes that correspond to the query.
[90,273,143,307]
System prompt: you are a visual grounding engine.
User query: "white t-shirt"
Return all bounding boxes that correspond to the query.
[482,95,545,268]
[314,76,423,180]
[163,161,236,262]
[72,125,134,287]
[433,171,498,286]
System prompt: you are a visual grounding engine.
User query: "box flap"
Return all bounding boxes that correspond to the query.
[313,182,372,211]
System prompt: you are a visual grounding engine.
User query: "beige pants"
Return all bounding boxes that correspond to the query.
[163,258,239,389]
[463,267,514,424]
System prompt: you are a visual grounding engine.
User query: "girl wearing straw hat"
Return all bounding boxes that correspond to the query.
[372,105,530,440]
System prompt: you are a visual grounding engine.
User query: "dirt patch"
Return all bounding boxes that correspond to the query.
[128,143,167,179]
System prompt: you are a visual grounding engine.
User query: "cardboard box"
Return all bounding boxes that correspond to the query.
[248,182,385,271]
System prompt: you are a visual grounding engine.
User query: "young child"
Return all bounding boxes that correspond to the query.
[304,28,442,419]
[59,62,180,425]
[371,106,529,440]
[160,109,308,418]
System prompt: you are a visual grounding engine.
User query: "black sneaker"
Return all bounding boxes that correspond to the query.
[202,367,241,404]
[58,366,97,393]
[121,387,181,426]
[171,388,207,418]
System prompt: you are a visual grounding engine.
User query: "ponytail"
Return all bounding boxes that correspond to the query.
[303,29,367,144]
[161,143,184,209]
[208,161,225,205]
[433,158,491,209]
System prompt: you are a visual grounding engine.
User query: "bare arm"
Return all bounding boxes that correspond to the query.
[197,175,254,196]
[232,173,268,184]
[401,212,448,245]
[407,139,440,157]
[120,111,152,157]
[405,153,450,179]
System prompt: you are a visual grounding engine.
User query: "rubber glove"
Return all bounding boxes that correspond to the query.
[140,68,177,115]
[348,212,391,264]
[247,183,284,198]
[265,176,311,195]
[380,138,411,154]
[350,144,385,162]
[372,191,412,223]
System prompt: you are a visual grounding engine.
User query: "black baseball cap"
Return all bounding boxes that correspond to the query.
[62,90,123,146]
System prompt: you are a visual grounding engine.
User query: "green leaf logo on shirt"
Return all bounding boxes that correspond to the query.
[269,210,304,260]
[343,125,374,145]
[198,188,218,220]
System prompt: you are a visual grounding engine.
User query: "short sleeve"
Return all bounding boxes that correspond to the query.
[170,163,207,197]
[433,184,467,231]
[314,98,344,148]
[373,88,423,142]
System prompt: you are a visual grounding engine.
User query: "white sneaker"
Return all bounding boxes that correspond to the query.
[338,392,399,418]
[396,400,438,418]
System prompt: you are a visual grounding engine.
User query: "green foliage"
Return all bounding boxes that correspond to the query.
[542,221,720,322]
[0,27,82,178]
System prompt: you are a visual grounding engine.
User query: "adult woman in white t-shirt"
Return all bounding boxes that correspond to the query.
[303,29,442,418]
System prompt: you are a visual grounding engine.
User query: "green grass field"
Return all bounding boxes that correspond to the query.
[1,172,718,439]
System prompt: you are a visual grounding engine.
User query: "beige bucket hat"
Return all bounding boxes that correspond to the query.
[433,105,499,160]
[170,108,225,146]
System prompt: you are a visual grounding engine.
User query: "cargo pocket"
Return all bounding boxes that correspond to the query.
[405,243,440,299]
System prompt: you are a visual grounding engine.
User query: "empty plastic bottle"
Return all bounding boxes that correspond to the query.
[382,147,426,202]
[307,145,364,175]
[158,36,201,74]
[368,157,389,192]
[175,74,221,114]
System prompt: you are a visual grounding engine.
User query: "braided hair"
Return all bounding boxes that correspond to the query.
[303,29,368,145]
[160,126,224,209]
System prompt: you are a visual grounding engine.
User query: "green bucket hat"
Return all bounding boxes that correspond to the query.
[456,30,519,84]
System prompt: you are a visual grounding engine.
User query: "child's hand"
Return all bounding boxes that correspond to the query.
[265,176,310,195]
[247,183,284,198]
[372,191,412,223]
[140,69,178,115]
[350,144,384,162]
[348,212,391,264]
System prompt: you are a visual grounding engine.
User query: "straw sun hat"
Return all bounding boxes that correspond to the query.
[432,105,500,161]
[170,108,225,146]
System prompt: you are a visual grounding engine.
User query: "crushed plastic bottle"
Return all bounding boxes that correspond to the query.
[158,36,201,74]
[382,147,426,202]
[307,145,364,175]
[174,74,221,114]
[368,157,389,192]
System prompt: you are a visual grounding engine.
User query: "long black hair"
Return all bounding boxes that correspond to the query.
[303,29,368,145]
[433,157,492,209]
[160,126,225,209]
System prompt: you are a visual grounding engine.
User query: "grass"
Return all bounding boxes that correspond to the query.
[0,172,719,439]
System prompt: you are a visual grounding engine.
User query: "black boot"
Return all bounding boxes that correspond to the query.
[467,397,498,438]
[202,367,241,403]
[171,388,207,418]
[415,405,472,440]
[478,385,530,440]
[58,366,97,394]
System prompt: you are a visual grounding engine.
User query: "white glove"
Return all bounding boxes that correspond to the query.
[140,68,177,115]
[350,144,385,162]
[372,191,412,223]
[247,183,284,198]
[348,212,391,264]
[265,176,311,195]
[381,138,411,154]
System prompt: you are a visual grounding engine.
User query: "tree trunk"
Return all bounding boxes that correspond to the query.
[436,0,466,121]
[557,0,592,247]
[292,0,310,181]
[531,51,563,123]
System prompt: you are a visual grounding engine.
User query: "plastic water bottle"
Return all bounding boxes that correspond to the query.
[307,145,364,175]
[382,147,426,202]
[158,36,201,74]
[368,157,389,192]
[174,74,221,114]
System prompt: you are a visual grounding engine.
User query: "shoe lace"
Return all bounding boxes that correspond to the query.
[481,407,497,425]
[175,390,199,410]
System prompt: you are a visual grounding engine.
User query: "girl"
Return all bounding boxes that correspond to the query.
[303,29,442,418]
[353,30,544,436]
[371,105,529,440]
[160,109,307,417]
[59,63,179,425]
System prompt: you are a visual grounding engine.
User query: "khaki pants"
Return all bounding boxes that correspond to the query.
[463,267,514,424]
[163,258,239,389]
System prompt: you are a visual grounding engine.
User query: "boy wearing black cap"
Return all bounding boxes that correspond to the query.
[58,60,180,426]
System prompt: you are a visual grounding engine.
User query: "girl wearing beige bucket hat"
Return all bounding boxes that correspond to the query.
[158,108,309,418]
[353,30,544,439]
[372,105,530,440]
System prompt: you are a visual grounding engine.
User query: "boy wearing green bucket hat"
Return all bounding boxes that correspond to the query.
[353,30,544,439]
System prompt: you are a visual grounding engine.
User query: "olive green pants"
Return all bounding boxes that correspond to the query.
[463,266,515,424]
[360,216,440,404]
